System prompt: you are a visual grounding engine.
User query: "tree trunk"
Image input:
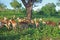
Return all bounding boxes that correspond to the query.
[26,6,32,20]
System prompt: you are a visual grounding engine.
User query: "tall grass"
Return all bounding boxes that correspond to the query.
[0,25,60,40]
[0,10,60,40]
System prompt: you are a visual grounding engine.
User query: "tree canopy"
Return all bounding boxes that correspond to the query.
[41,3,56,16]
[21,0,42,8]
[0,3,6,11]
[10,0,21,9]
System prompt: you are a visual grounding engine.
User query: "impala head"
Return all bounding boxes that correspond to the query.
[42,21,46,24]
[3,17,7,20]
[31,20,35,24]
[58,25,60,29]
[39,18,43,21]
[9,19,12,22]
[17,17,22,22]
[17,17,20,20]
[34,18,37,22]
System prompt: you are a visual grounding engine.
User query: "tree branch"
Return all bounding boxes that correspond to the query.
[21,0,26,7]
[27,0,34,7]
[28,0,33,4]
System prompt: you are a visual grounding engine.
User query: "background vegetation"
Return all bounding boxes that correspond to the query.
[0,0,60,40]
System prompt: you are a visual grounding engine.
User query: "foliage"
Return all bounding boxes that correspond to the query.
[0,25,60,40]
[0,3,6,8]
[40,3,56,16]
[10,0,21,9]
[0,2,60,40]
[0,3,6,11]
[58,10,60,15]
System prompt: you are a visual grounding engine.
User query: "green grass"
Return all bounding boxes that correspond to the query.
[0,25,60,40]
[0,11,60,40]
